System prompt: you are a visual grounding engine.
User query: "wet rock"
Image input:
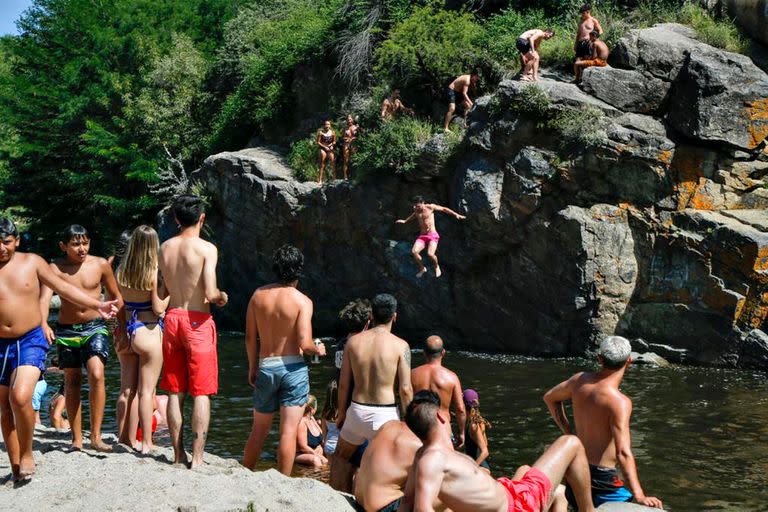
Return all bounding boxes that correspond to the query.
[597,503,667,511]
[631,351,672,367]
[581,67,670,114]
[668,49,768,151]
[739,328,768,368]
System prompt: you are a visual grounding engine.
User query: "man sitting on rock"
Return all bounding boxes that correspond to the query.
[516,28,555,82]
[574,3,603,63]
[402,395,596,512]
[544,336,664,509]
[574,30,609,83]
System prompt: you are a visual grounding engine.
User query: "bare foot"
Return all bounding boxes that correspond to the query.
[444,128,453,133]
[17,458,35,481]
[90,438,113,452]
[189,455,204,470]
[68,441,83,452]
[173,452,189,466]
[416,268,427,278]
[520,75,533,82]
[141,443,155,455]
[435,266,442,278]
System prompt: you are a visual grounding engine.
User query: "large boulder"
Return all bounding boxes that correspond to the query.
[739,328,768,368]
[609,23,701,80]
[580,67,671,114]
[668,49,768,150]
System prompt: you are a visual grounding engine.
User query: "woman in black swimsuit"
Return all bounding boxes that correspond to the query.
[295,395,328,467]
[342,114,359,180]
[316,120,337,185]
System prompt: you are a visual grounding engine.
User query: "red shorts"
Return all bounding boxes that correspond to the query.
[160,309,218,396]
[497,467,552,512]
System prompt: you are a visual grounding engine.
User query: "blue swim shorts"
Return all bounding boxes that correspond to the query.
[0,326,49,386]
[252,355,309,413]
[32,378,48,411]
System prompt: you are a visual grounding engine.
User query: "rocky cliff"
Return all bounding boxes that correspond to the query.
[196,24,768,368]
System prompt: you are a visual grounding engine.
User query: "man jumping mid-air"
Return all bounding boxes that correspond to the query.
[396,196,465,278]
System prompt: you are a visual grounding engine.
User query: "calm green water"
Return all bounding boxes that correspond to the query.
[41,332,768,512]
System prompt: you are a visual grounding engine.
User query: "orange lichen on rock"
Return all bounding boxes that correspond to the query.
[672,152,706,210]
[746,98,768,150]
[658,150,673,166]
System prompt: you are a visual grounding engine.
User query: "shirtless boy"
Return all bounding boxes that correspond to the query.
[381,88,414,121]
[0,218,117,479]
[242,244,326,476]
[354,391,437,512]
[574,4,603,62]
[443,71,480,132]
[411,336,466,447]
[574,31,609,82]
[396,196,466,278]
[516,28,555,81]
[403,398,595,512]
[544,336,663,509]
[40,225,123,452]
[331,293,413,493]
[159,195,228,469]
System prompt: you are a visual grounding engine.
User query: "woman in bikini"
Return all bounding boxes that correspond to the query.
[341,115,359,180]
[295,395,328,467]
[115,225,169,454]
[317,120,337,185]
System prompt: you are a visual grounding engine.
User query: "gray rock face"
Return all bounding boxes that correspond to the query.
[197,31,768,367]
[581,67,670,114]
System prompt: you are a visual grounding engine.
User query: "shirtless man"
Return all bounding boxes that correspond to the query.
[0,217,117,479]
[381,88,414,121]
[574,31,609,82]
[516,28,555,81]
[159,195,228,469]
[403,398,595,512]
[574,4,603,63]
[330,293,413,493]
[354,391,436,512]
[411,336,466,447]
[396,196,466,278]
[443,71,479,132]
[40,225,123,452]
[543,336,663,509]
[242,244,326,476]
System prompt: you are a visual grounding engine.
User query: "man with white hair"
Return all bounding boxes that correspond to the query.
[543,336,664,509]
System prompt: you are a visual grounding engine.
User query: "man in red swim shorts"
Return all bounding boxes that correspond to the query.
[159,195,228,469]
[402,397,595,512]
[395,196,466,279]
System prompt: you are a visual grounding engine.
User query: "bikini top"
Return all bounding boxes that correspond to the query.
[307,424,323,449]
[124,300,152,312]
[320,131,334,144]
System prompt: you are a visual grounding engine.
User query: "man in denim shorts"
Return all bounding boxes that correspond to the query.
[242,245,326,476]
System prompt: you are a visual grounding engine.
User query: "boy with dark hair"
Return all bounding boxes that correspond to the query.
[160,194,228,468]
[40,224,123,452]
[331,293,413,492]
[443,71,480,132]
[242,244,326,475]
[574,30,610,82]
[335,299,372,375]
[575,3,603,61]
[0,217,117,479]
[396,196,466,278]
[403,398,596,512]
[516,28,555,81]
[381,88,414,121]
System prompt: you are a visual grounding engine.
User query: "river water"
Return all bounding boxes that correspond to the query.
[40,332,768,512]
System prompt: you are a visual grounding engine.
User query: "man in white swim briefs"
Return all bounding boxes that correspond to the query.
[330,293,413,492]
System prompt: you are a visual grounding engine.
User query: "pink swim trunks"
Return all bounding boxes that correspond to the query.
[416,232,440,246]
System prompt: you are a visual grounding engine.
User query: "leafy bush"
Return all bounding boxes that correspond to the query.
[514,84,552,117]
[547,106,607,150]
[678,3,748,53]
[288,137,321,182]
[354,117,435,176]
[375,4,484,92]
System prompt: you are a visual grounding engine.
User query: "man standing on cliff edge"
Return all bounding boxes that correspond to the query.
[159,195,228,469]
[544,336,664,509]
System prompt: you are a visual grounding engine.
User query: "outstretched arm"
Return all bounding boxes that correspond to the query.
[397,342,414,415]
[432,204,466,220]
[396,212,416,224]
[543,376,575,434]
[100,259,124,311]
[35,257,117,319]
[611,398,663,509]
[202,245,227,307]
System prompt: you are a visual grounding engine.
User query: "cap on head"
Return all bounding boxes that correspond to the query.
[0,217,18,239]
[273,244,304,283]
[598,336,632,369]
[462,388,479,406]
[371,293,397,325]
[423,335,444,360]
[172,195,204,228]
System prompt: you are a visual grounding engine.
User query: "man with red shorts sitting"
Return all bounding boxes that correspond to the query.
[395,196,465,279]
[402,397,595,512]
[159,195,228,469]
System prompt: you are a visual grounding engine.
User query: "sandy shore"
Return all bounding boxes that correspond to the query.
[0,426,357,511]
